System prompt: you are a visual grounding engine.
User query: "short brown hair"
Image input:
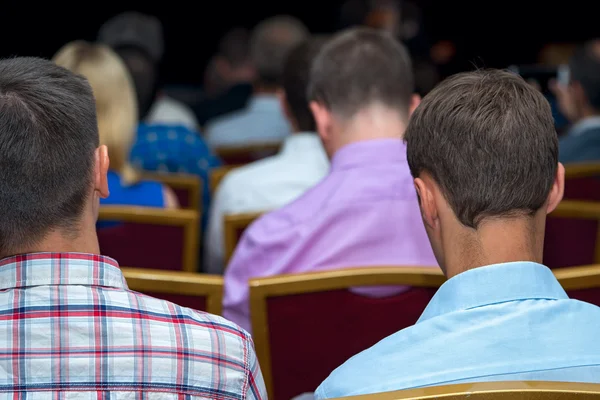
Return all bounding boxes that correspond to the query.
[250,15,309,85]
[282,38,327,132]
[308,27,414,118]
[0,57,98,257]
[405,69,558,228]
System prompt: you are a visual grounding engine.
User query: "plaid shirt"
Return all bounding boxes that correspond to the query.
[0,253,266,399]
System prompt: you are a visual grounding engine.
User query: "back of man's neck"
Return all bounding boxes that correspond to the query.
[336,106,407,148]
[443,219,543,279]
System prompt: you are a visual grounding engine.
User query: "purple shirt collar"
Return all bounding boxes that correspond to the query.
[331,138,407,172]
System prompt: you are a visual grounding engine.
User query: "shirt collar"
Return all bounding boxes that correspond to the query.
[248,94,281,112]
[0,252,128,290]
[569,116,600,137]
[418,262,568,323]
[280,132,324,157]
[331,138,407,172]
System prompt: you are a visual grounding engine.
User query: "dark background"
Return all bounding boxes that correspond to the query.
[2,1,599,85]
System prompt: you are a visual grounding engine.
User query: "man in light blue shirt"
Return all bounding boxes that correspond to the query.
[205,16,308,148]
[316,69,600,399]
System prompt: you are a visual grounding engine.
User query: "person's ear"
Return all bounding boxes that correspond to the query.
[310,101,333,144]
[546,162,565,214]
[408,94,421,117]
[414,174,438,230]
[94,145,110,199]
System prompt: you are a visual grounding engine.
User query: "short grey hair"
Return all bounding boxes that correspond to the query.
[250,15,309,85]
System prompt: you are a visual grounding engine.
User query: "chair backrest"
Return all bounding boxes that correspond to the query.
[331,381,600,399]
[210,165,241,194]
[544,200,600,268]
[214,143,280,165]
[565,162,600,180]
[142,172,202,212]
[223,211,264,263]
[553,264,600,307]
[97,206,199,272]
[249,266,445,400]
[122,267,223,315]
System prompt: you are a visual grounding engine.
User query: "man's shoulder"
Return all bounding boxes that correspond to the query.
[132,291,253,346]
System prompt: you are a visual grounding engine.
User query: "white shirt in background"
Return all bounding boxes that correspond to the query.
[146,95,199,132]
[204,132,329,274]
[205,95,291,148]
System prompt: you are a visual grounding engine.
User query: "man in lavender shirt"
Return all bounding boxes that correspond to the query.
[223,28,437,332]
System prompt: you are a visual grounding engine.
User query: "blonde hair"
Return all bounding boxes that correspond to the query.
[53,41,140,185]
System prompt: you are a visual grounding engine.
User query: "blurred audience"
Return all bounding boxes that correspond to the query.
[98,11,199,131]
[53,41,178,209]
[317,69,600,398]
[100,13,222,227]
[194,28,256,126]
[0,56,266,399]
[552,39,600,163]
[205,38,330,274]
[223,28,437,332]
[205,15,309,148]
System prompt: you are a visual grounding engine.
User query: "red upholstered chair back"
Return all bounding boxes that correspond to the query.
[554,264,600,307]
[224,211,265,264]
[122,268,223,315]
[544,200,600,269]
[249,267,445,400]
[214,143,280,166]
[543,164,600,269]
[142,172,202,212]
[97,207,200,272]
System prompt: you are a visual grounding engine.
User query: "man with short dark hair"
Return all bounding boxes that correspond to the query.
[223,28,436,332]
[206,15,309,148]
[195,27,256,125]
[207,38,329,274]
[0,56,266,399]
[316,69,600,398]
[552,39,600,162]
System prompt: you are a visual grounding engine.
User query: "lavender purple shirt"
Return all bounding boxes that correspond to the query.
[223,139,437,332]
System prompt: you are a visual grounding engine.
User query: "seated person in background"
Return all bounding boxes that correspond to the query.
[552,39,600,163]
[205,38,330,274]
[205,15,309,148]
[316,69,600,398]
[98,11,199,131]
[98,13,221,225]
[53,41,178,209]
[194,28,256,126]
[223,28,437,332]
[0,57,266,399]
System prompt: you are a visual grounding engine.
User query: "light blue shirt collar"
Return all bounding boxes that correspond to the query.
[569,116,600,137]
[418,262,568,323]
[247,94,280,111]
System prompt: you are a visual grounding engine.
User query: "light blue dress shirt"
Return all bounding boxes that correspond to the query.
[316,262,600,399]
[205,95,291,148]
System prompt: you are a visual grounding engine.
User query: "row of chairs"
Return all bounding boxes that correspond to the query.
[95,198,600,274]
[123,264,600,399]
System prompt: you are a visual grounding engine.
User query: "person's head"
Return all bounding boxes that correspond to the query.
[308,27,419,156]
[405,69,564,277]
[0,57,109,258]
[250,15,309,89]
[214,27,256,89]
[279,37,327,133]
[53,41,139,185]
[98,11,163,119]
[552,40,600,123]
